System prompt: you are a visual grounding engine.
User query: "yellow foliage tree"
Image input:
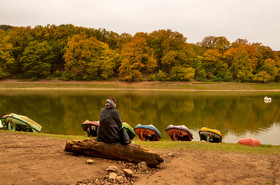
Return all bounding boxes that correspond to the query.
[63,34,115,80]
[119,34,157,81]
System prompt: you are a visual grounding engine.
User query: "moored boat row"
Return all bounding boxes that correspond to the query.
[1,112,260,146]
[81,120,137,139]
[81,121,224,143]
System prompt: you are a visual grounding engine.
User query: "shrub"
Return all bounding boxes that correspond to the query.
[156,70,168,81]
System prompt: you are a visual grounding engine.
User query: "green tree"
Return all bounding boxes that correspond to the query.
[6,26,34,77]
[161,45,196,75]
[156,70,168,81]
[253,71,271,83]
[20,41,54,79]
[193,56,207,80]
[148,29,186,70]
[257,59,279,81]
[170,66,195,81]
[202,49,225,79]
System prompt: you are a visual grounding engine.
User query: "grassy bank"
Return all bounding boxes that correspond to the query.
[1,79,280,91]
[3,131,279,155]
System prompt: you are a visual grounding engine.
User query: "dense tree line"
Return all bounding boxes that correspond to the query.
[0,24,279,82]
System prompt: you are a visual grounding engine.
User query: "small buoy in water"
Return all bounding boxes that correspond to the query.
[238,137,260,147]
[264,96,272,103]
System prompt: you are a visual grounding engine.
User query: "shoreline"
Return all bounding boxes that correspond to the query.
[2,87,280,91]
[1,79,280,91]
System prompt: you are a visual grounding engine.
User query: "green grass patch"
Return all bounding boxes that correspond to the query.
[134,139,280,154]
[1,131,280,154]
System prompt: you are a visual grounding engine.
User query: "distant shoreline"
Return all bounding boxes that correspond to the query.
[1,79,280,91]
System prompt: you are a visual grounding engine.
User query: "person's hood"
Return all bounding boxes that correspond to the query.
[105,99,116,109]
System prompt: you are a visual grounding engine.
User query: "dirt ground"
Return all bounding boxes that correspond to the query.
[0,132,279,185]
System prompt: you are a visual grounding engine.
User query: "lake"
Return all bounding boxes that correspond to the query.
[1,90,279,145]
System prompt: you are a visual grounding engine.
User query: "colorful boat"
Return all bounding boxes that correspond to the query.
[134,124,161,141]
[238,137,260,146]
[166,125,193,141]
[81,120,99,137]
[0,120,3,129]
[81,121,136,139]
[122,122,136,139]
[199,127,222,143]
[1,113,42,133]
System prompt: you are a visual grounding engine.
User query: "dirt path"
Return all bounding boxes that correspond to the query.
[0,132,279,185]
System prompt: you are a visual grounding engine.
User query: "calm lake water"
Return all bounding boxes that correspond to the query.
[1,90,280,145]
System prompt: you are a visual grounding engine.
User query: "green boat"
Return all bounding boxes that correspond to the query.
[122,122,136,139]
[1,113,42,133]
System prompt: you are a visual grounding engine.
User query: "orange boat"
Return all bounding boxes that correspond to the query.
[166,125,193,141]
[134,124,161,141]
[238,137,260,146]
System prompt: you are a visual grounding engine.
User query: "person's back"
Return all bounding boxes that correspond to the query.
[97,98,122,143]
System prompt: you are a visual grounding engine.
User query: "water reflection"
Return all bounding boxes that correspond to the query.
[0,90,279,145]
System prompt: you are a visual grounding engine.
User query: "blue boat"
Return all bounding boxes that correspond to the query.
[134,124,161,141]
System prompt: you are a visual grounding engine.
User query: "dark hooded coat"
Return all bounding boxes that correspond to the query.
[96,105,122,143]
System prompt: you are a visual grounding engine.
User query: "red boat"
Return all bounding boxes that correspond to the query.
[81,120,99,137]
[238,137,260,147]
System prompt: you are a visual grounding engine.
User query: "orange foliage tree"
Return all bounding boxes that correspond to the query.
[119,33,157,82]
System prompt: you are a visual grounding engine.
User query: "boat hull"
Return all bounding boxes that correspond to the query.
[81,121,136,139]
[122,122,136,139]
[1,113,42,133]
[81,120,99,137]
[199,127,222,143]
[238,137,260,146]
[166,125,193,141]
[134,124,161,141]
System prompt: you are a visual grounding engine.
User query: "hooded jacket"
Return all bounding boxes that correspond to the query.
[96,100,122,143]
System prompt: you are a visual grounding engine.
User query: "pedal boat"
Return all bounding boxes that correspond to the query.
[1,113,42,133]
[134,124,161,141]
[199,127,222,143]
[166,125,193,141]
[81,120,99,137]
[82,120,136,139]
[122,122,136,139]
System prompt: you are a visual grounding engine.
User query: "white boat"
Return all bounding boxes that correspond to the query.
[264,96,272,103]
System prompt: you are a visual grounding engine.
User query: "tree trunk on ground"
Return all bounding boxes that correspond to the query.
[65,138,164,168]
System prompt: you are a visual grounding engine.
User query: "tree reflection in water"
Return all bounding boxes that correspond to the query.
[0,90,279,144]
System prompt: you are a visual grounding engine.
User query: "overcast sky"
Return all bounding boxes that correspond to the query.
[1,0,279,50]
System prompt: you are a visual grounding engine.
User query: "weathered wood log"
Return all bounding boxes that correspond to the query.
[65,138,164,168]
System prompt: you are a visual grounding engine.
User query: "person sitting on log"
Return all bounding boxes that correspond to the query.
[97,97,130,145]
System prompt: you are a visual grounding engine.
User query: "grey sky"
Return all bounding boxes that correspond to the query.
[1,0,279,50]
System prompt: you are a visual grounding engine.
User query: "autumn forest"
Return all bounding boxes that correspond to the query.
[0,24,279,82]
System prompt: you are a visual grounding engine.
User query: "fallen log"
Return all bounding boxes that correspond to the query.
[65,138,164,168]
